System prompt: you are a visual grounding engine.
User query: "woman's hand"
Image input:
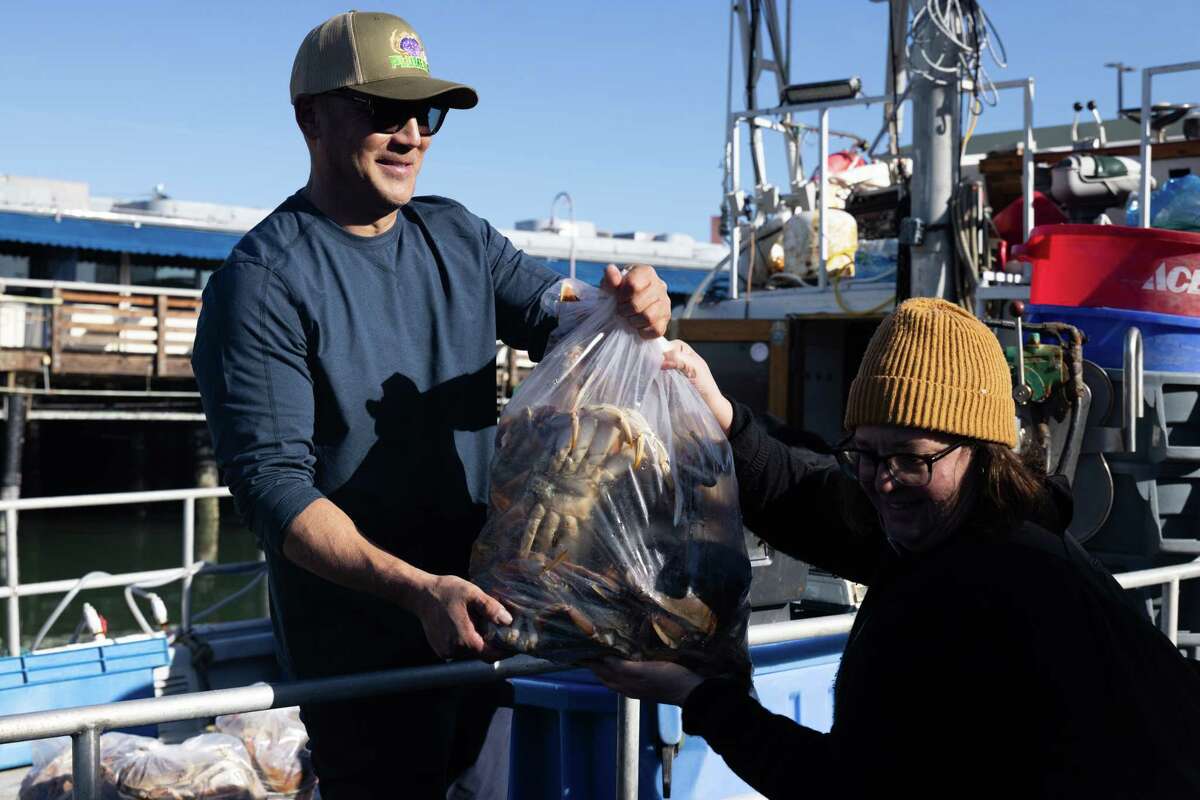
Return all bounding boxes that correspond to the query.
[589,657,706,706]
[662,340,734,435]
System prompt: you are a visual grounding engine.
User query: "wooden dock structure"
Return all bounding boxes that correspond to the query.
[0,279,200,381]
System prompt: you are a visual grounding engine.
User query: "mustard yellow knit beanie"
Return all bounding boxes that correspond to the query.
[844,297,1017,447]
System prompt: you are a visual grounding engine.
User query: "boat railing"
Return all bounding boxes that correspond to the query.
[724,78,1036,301]
[0,496,1194,800]
[1136,60,1200,228]
[0,486,251,658]
[0,612,857,800]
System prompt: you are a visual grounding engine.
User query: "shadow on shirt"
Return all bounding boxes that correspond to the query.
[334,366,497,584]
[275,364,503,676]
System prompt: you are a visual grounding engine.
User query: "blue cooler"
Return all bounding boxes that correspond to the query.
[1025,304,1200,373]
[0,634,170,768]
[508,633,846,800]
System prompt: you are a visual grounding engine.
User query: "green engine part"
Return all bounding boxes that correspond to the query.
[1005,333,1067,402]
[1091,155,1129,179]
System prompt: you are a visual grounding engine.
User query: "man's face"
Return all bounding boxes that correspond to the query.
[307,92,431,211]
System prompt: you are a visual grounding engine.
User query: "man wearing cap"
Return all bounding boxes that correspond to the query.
[191,11,670,799]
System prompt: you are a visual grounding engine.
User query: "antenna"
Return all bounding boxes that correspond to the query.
[1103,62,1136,114]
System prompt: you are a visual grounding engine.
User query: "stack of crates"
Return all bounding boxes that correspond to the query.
[1082,368,1200,651]
[1085,371,1200,570]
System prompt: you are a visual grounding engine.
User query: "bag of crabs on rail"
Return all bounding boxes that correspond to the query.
[470,277,751,677]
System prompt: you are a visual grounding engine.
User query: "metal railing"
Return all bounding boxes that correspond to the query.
[1137,60,1200,228]
[990,78,1038,243]
[0,486,244,657]
[0,611,858,800]
[0,547,1195,798]
[0,277,203,300]
[724,77,1036,301]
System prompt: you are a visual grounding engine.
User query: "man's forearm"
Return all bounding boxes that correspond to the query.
[281,497,432,612]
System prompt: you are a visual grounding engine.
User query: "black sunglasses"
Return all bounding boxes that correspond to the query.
[834,439,965,488]
[331,89,449,136]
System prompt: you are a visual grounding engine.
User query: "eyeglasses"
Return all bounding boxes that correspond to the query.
[835,440,965,488]
[331,89,448,136]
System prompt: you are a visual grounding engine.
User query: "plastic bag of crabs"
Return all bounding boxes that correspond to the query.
[470,277,751,677]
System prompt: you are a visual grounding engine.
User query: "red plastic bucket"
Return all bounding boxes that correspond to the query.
[1018,224,1200,318]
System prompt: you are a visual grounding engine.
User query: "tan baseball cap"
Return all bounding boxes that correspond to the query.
[289,11,478,108]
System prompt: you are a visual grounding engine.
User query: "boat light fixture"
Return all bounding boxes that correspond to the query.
[780,77,863,108]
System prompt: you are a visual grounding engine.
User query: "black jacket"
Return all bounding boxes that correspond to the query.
[682,402,1200,798]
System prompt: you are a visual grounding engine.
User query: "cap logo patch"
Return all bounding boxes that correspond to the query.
[388,29,429,72]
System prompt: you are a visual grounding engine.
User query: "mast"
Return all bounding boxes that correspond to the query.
[883,0,909,157]
[906,0,961,300]
[733,0,799,194]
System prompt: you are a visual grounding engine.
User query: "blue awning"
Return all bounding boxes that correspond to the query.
[539,258,713,296]
[0,211,242,261]
[0,212,720,294]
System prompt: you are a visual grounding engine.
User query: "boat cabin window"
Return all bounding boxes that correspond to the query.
[76,258,120,285]
[130,264,203,290]
[0,252,30,280]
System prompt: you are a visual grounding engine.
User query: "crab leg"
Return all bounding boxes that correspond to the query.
[650,614,688,649]
[533,510,562,555]
[550,514,580,557]
[543,603,597,639]
[518,502,548,557]
[598,449,635,482]
[566,413,598,472]
[586,420,622,465]
[591,405,634,444]
[632,434,646,470]
[549,411,579,471]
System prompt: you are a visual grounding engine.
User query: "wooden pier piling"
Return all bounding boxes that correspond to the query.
[2,394,27,502]
[192,425,220,567]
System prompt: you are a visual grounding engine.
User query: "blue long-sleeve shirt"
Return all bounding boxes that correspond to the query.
[191,191,558,676]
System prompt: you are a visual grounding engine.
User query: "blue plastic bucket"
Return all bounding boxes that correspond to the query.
[508,633,847,800]
[1025,305,1200,372]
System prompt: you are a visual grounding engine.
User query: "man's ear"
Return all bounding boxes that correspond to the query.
[294,95,321,141]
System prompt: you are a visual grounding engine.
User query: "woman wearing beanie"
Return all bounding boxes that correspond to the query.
[592,298,1200,798]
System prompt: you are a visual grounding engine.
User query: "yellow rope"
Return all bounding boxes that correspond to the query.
[830,270,895,316]
[961,95,984,158]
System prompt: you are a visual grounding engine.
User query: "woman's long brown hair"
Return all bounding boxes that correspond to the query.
[967,442,1060,534]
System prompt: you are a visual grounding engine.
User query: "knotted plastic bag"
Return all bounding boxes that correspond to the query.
[1126,174,1200,232]
[115,733,266,800]
[215,708,315,799]
[19,732,156,800]
[20,738,83,800]
[470,279,751,676]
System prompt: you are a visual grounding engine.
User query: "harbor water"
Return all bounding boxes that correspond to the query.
[11,499,265,650]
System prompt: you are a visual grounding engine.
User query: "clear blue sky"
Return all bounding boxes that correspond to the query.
[2,1,1198,241]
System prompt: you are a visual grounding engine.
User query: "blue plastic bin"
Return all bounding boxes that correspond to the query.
[1025,304,1200,372]
[508,632,846,800]
[0,634,169,768]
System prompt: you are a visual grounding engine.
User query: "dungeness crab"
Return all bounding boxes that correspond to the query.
[471,400,730,668]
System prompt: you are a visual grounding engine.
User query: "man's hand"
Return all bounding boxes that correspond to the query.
[601,264,670,339]
[412,574,513,661]
[283,499,513,662]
